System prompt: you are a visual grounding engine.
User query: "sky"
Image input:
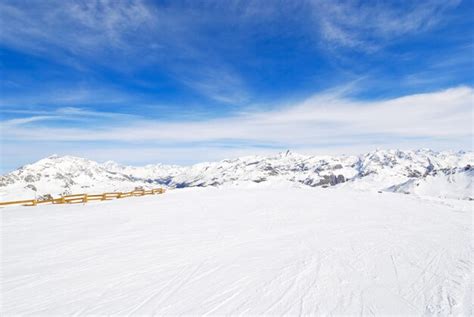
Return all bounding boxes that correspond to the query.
[0,0,473,172]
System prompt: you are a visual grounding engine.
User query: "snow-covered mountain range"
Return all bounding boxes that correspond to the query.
[1,149,472,201]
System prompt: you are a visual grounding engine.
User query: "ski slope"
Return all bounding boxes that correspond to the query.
[1,185,472,315]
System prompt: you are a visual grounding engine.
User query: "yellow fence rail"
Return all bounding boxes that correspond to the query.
[0,188,165,207]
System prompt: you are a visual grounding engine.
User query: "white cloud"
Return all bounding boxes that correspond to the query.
[2,86,472,147]
[311,0,461,51]
[0,87,134,109]
[0,107,139,130]
[0,0,155,56]
[2,116,58,126]
[179,66,250,105]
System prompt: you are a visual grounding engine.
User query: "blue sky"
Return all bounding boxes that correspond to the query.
[0,0,473,172]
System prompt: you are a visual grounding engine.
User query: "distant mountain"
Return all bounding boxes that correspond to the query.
[0,150,472,201]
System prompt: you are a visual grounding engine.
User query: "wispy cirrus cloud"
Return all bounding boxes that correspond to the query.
[2,116,58,126]
[1,106,138,129]
[311,0,461,51]
[0,0,249,104]
[178,66,250,105]
[0,86,133,109]
[0,0,155,57]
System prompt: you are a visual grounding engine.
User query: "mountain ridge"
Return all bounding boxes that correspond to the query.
[1,149,472,201]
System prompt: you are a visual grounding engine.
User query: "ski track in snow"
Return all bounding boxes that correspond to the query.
[1,186,472,315]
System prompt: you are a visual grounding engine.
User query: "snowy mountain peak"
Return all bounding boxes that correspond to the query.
[280,149,292,157]
[0,150,472,201]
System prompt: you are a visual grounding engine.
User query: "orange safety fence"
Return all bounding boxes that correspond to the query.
[0,188,165,207]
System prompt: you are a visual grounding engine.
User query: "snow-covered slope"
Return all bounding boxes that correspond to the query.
[1,149,472,200]
[387,166,473,200]
[1,186,472,315]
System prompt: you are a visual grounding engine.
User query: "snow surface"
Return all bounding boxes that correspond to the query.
[1,184,472,315]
